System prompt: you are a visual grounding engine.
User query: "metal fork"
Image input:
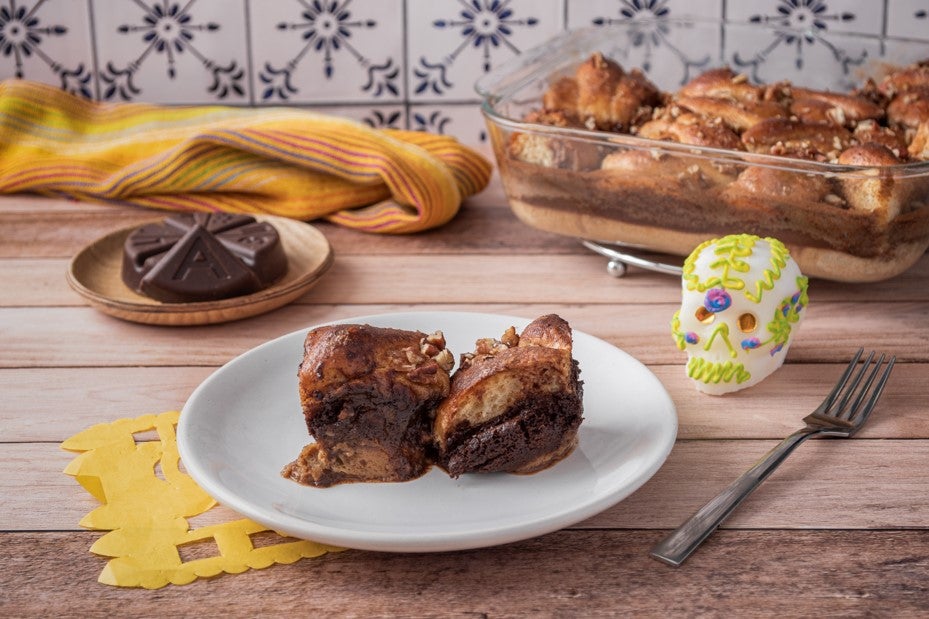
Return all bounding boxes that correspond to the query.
[650,349,896,567]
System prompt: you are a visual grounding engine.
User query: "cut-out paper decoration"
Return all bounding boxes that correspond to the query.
[62,410,343,589]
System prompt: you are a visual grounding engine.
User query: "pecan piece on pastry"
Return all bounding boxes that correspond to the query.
[742,118,853,161]
[675,95,787,131]
[853,120,909,159]
[878,62,929,98]
[789,87,884,126]
[636,110,744,150]
[886,86,929,133]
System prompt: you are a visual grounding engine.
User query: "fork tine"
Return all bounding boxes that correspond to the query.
[843,353,884,420]
[833,350,876,419]
[820,347,863,411]
[848,356,896,428]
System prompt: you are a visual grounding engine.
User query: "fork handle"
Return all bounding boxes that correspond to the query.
[650,427,818,566]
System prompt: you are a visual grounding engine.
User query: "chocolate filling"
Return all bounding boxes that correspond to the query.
[302,380,443,486]
[440,391,583,477]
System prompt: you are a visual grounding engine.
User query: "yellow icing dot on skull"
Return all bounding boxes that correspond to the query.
[671,233,809,395]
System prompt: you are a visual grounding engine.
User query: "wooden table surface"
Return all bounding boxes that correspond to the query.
[2,175,929,617]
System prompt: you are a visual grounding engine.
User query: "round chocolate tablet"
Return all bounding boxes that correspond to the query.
[121,213,288,303]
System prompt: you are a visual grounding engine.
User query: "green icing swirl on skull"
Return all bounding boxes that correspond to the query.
[682,234,795,306]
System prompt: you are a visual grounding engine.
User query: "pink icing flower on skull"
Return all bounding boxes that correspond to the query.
[704,288,731,313]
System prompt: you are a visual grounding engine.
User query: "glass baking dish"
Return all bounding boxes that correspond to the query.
[476,19,929,282]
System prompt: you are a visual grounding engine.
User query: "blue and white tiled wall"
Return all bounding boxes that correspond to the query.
[1,0,928,148]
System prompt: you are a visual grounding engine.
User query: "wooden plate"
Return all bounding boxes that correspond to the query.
[66,215,333,326]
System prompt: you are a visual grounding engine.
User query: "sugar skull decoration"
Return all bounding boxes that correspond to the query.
[671,234,809,395]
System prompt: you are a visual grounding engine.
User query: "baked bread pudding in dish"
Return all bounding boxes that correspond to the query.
[434,314,584,477]
[484,35,929,282]
[283,324,454,487]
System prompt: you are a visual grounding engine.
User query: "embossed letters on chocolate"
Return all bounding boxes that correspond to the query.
[121,213,288,303]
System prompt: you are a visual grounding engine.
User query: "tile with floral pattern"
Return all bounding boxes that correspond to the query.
[250,0,404,104]
[93,0,249,103]
[0,0,94,97]
[407,0,564,102]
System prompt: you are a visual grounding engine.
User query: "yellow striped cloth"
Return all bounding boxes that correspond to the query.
[0,80,492,233]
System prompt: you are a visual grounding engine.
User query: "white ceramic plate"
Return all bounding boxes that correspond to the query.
[178,311,677,552]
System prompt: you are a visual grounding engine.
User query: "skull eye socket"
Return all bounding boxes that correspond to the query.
[695,306,715,324]
[738,312,757,333]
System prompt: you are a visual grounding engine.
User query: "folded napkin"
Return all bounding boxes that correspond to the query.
[63,410,343,589]
[0,81,491,233]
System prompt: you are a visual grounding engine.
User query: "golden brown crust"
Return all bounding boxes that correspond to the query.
[518,313,572,350]
[675,95,787,132]
[909,122,929,160]
[637,110,744,150]
[835,146,909,222]
[522,108,582,129]
[837,142,904,167]
[677,67,766,102]
[790,97,843,125]
[542,75,579,111]
[562,52,662,131]
[789,87,884,125]
[438,346,571,424]
[887,86,929,131]
[287,324,452,487]
[722,165,834,207]
[879,63,929,98]
[437,316,574,435]
[520,55,929,164]
[852,120,908,158]
[501,55,929,282]
[298,324,451,408]
[741,118,853,159]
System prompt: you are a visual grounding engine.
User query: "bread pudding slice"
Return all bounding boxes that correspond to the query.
[283,324,453,487]
[434,314,583,477]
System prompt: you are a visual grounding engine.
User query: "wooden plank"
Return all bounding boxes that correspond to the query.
[0,187,583,259]
[0,254,658,307]
[2,364,927,443]
[582,438,929,529]
[2,302,928,368]
[7,253,929,308]
[0,367,215,441]
[1,259,77,307]
[2,530,928,616]
[7,440,928,532]
[0,195,121,213]
[661,362,929,440]
[0,209,163,259]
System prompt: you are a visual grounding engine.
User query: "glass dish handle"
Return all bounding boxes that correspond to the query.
[581,240,684,278]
